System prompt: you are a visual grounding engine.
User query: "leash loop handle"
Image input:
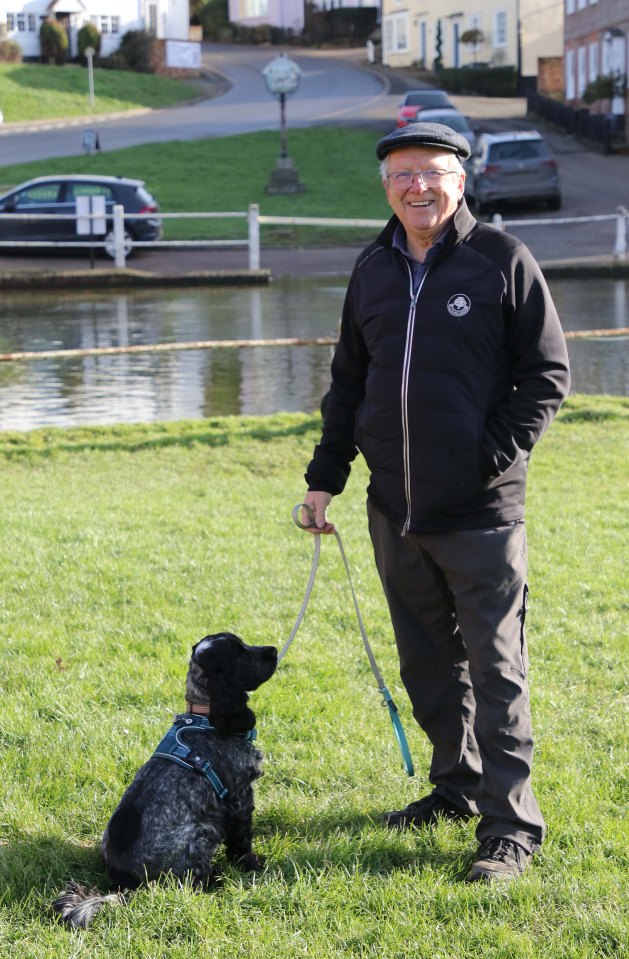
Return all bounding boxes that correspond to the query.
[286,504,414,777]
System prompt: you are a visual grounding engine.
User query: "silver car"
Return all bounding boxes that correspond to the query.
[411,108,476,152]
[465,130,561,214]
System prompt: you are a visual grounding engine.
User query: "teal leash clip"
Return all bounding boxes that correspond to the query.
[282,504,414,777]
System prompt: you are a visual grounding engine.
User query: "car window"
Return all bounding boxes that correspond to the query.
[489,141,548,161]
[14,184,61,206]
[404,92,449,106]
[66,183,116,202]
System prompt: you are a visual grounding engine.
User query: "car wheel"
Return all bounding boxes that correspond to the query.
[104,228,135,259]
[547,196,562,212]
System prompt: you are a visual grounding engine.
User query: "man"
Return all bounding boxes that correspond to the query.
[301,123,570,882]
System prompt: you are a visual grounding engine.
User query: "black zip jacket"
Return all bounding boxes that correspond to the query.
[305,200,571,533]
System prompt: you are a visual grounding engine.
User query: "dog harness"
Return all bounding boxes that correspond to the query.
[152,714,256,801]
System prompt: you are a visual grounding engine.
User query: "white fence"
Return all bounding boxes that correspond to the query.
[0,203,627,269]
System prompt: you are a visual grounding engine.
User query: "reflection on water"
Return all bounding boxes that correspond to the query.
[0,277,626,431]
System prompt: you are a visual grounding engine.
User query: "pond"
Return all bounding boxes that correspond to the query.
[0,277,626,432]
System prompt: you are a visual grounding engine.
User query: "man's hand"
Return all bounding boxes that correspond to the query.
[302,491,335,534]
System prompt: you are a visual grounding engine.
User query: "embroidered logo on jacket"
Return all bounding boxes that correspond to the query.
[447,294,471,318]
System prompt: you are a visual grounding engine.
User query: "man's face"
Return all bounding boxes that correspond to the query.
[383,146,465,242]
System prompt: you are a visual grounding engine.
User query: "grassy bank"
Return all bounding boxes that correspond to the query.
[0,128,392,247]
[0,63,203,122]
[0,394,626,957]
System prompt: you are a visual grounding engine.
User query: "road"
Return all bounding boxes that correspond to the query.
[0,45,627,265]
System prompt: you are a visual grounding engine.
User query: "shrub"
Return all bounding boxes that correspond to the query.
[39,18,68,65]
[78,21,101,62]
[439,65,517,97]
[116,29,155,73]
[0,38,22,62]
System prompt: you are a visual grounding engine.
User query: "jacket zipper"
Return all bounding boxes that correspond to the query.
[401,262,430,536]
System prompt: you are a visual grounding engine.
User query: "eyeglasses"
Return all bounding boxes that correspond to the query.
[386,169,459,189]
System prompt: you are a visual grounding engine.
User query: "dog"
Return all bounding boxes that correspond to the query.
[52,631,278,928]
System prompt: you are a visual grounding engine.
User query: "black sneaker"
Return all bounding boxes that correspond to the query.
[382,793,472,830]
[467,836,533,882]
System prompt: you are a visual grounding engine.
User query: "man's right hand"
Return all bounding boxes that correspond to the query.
[302,491,335,534]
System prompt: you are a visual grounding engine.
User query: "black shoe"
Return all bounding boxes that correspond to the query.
[467,836,533,882]
[382,793,472,830]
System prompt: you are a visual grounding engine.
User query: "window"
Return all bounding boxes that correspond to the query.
[494,10,507,47]
[6,14,15,30]
[588,41,598,81]
[577,45,587,96]
[577,0,586,8]
[28,13,36,31]
[566,0,575,14]
[17,13,26,31]
[15,184,62,205]
[100,16,109,34]
[383,18,393,54]
[66,184,115,203]
[111,16,120,34]
[565,47,576,100]
[397,17,408,51]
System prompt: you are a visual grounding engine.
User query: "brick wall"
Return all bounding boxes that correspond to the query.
[538,57,564,96]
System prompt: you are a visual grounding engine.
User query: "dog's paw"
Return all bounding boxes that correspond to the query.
[237,851,266,872]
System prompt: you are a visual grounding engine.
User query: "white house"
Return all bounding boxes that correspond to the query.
[1,1,191,60]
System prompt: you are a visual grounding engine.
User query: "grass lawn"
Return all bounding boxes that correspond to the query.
[0,394,626,958]
[0,127,393,247]
[0,63,203,122]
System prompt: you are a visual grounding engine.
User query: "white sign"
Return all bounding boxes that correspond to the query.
[76,195,107,236]
[165,41,201,69]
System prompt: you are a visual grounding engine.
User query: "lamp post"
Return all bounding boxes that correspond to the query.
[85,45,95,107]
[262,53,305,194]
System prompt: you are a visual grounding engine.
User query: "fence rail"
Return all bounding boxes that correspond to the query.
[1,203,627,269]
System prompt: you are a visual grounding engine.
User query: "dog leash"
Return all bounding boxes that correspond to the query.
[278,503,414,777]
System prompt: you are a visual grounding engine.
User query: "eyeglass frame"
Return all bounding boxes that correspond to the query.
[385,168,461,189]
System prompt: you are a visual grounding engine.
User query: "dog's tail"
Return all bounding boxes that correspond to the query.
[52,880,127,929]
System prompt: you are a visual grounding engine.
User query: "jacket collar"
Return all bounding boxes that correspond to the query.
[377,198,477,259]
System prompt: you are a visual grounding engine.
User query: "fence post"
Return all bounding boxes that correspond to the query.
[614,206,627,261]
[113,204,126,269]
[492,213,504,231]
[248,203,260,270]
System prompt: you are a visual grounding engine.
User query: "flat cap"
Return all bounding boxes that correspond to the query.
[376,122,472,161]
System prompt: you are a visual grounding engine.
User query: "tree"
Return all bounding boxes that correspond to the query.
[582,71,627,106]
[39,18,68,65]
[433,20,443,73]
[460,28,484,64]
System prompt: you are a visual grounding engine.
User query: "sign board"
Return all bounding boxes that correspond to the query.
[82,128,99,154]
[165,41,201,69]
[76,195,107,236]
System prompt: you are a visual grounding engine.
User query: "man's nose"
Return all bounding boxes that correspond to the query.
[409,173,428,191]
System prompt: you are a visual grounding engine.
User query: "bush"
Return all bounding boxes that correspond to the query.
[78,21,101,63]
[438,65,517,97]
[0,38,22,62]
[115,29,155,73]
[39,18,68,66]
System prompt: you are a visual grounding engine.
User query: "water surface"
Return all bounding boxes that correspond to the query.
[0,277,626,431]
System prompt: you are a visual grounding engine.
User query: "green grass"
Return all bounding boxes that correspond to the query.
[0,63,203,122]
[0,128,392,246]
[0,394,627,957]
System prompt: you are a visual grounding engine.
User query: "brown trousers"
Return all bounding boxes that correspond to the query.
[367,501,545,853]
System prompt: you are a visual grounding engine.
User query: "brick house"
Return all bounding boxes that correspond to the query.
[564,0,627,115]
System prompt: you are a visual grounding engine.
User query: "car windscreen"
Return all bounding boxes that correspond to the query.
[488,141,550,162]
[420,114,469,133]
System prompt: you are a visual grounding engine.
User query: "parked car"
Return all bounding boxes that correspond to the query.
[396,89,454,127]
[0,175,162,257]
[411,107,476,151]
[464,131,561,214]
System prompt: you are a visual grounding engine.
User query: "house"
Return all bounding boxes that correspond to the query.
[564,0,627,114]
[227,0,305,34]
[1,0,191,60]
[381,0,563,88]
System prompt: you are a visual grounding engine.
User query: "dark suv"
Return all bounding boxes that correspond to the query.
[0,175,162,257]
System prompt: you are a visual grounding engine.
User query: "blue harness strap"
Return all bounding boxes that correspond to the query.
[152,714,256,800]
